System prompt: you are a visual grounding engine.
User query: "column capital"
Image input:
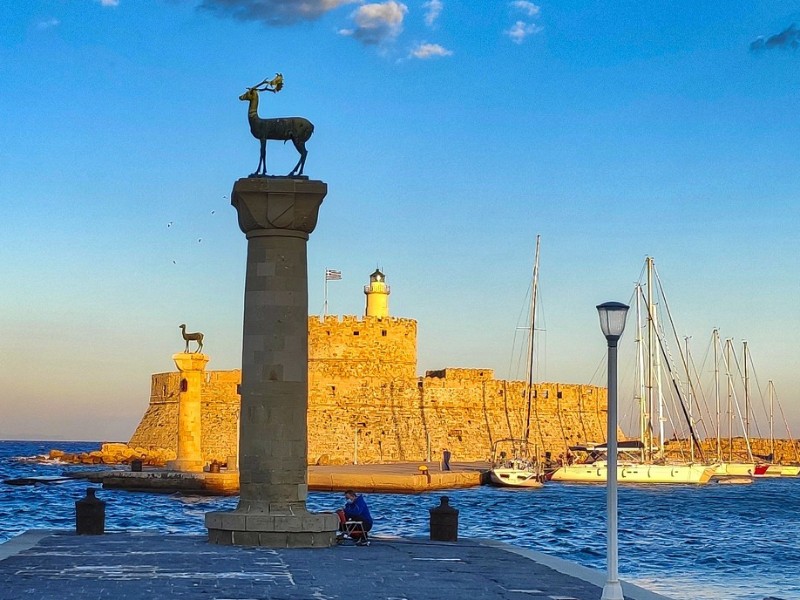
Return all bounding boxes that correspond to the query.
[231,177,327,235]
[172,353,210,372]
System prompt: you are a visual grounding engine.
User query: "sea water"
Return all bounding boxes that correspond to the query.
[1,441,798,600]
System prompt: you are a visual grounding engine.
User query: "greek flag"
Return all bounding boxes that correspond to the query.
[325,269,342,281]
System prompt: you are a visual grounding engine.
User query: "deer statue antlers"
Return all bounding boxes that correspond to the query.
[249,73,284,94]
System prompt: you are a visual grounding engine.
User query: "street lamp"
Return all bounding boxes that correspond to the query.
[596,301,630,600]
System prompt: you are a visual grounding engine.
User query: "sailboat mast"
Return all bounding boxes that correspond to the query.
[713,328,721,462]
[743,340,750,441]
[685,336,694,463]
[523,234,540,446]
[769,379,775,459]
[725,338,734,462]
[635,285,647,462]
[646,257,655,461]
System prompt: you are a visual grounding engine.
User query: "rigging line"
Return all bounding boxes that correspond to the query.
[742,345,771,441]
[691,331,716,439]
[642,285,705,462]
[770,384,800,462]
[727,344,761,439]
[685,337,713,440]
[651,264,707,461]
[720,342,755,460]
[652,266,706,438]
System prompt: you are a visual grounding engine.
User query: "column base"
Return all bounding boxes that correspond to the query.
[165,458,205,473]
[205,509,338,548]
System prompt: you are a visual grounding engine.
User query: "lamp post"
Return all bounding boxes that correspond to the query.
[596,301,630,600]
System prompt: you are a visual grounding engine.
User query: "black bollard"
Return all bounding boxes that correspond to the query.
[131,458,143,472]
[75,488,105,535]
[429,496,458,542]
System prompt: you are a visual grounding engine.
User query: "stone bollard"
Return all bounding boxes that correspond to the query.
[131,458,143,472]
[75,488,105,535]
[429,496,458,542]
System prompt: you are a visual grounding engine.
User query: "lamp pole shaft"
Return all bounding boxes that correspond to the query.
[603,339,624,600]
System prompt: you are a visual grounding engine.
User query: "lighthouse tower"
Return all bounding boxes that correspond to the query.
[364,268,390,318]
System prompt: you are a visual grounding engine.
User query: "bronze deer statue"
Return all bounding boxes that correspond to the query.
[239,74,314,177]
[179,324,204,353]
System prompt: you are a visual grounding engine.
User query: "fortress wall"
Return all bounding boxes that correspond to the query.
[128,366,609,465]
[127,317,610,465]
[200,370,240,461]
[128,372,181,451]
[306,370,608,464]
[309,315,416,380]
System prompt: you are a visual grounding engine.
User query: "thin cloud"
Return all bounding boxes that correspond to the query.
[505,20,541,44]
[97,0,120,6]
[200,0,358,27]
[511,0,539,18]
[409,42,452,59]
[423,0,442,27]
[36,18,60,29]
[339,1,407,45]
[750,23,800,52]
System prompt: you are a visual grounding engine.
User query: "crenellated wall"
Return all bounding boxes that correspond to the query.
[128,315,610,465]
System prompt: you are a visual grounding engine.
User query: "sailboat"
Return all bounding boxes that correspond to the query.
[709,333,755,479]
[488,235,543,488]
[760,380,800,477]
[550,257,718,485]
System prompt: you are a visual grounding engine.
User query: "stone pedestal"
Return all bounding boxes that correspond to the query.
[166,352,209,473]
[206,177,338,547]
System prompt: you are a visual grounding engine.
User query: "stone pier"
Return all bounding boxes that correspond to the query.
[206,177,338,547]
[165,352,209,472]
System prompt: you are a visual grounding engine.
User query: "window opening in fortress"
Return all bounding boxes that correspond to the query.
[180,379,188,392]
[353,331,360,336]
[381,330,387,336]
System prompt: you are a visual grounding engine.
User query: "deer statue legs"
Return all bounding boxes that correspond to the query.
[251,137,307,177]
[251,138,268,177]
[289,139,308,177]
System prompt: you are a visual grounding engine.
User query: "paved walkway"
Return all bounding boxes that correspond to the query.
[0,531,671,600]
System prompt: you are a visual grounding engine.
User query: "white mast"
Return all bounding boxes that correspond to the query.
[713,328,721,462]
[646,257,655,461]
[725,338,734,461]
[635,284,647,463]
[769,379,775,460]
[743,340,750,441]
[523,234,540,446]
[654,306,665,457]
[685,336,694,463]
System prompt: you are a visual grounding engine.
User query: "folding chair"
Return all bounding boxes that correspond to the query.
[341,520,370,546]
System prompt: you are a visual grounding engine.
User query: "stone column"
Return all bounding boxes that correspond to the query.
[166,352,209,472]
[206,177,338,547]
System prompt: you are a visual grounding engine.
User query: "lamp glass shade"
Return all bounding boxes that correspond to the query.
[596,302,629,340]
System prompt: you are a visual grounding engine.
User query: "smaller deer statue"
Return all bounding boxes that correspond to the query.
[179,324,204,353]
[239,74,314,177]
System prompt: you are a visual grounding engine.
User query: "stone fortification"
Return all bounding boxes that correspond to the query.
[129,315,609,465]
[308,315,416,380]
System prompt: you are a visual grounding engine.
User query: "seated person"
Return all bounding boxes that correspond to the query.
[336,490,373,544]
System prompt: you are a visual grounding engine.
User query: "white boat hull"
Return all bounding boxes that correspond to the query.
[713,462,755,478]
[550,462,716,484]
[766,464,800,477]
[489,468,543,488]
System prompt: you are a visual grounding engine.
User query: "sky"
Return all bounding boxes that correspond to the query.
[0,1,798,442]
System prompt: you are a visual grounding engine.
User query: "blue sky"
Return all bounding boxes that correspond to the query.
[1,1,798,442]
